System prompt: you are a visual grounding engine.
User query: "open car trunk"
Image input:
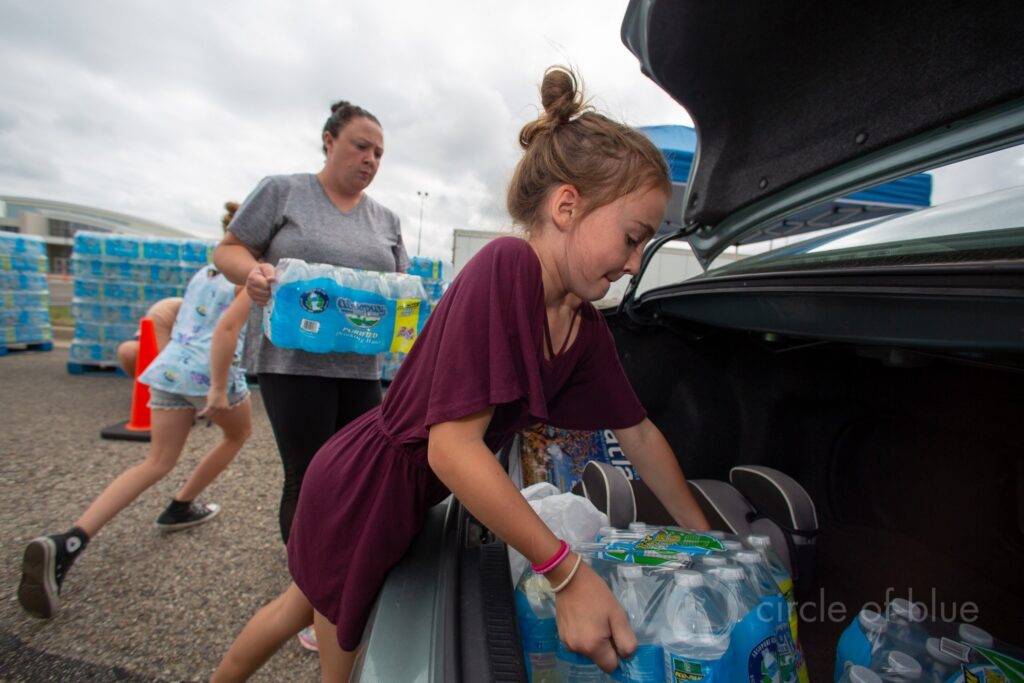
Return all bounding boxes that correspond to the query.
[605,305,1024,681]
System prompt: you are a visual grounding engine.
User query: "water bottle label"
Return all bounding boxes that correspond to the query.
[300,319,320,333]
[730,607,780,683]
[613,643,663,681]
[300,288,330,313]
[965,646,1024,682]
[666,652,725,682]
[390,299,422,353]
[748,636,780,683]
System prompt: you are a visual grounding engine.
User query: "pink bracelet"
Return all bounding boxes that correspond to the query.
[532,540,570,575]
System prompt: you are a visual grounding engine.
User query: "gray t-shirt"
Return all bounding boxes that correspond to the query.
[230,173,409,379]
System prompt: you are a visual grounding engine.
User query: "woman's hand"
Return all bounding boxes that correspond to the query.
[553,561,636,673]
[245,263,276,306]
[199,388,229,420]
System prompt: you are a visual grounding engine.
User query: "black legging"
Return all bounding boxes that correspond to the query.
[257,373,382,544]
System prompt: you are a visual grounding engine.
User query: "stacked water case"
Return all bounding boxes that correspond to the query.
[0,233,51,354]
[382,256,451,381]
[69,231,214,368]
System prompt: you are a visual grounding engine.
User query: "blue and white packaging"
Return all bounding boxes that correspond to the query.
[263,258,429,355]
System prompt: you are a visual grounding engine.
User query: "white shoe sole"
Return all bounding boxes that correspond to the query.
[155,503,222,532]
[18,537,59,619]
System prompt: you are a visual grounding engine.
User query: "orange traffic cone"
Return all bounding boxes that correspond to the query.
[101,318,159,441]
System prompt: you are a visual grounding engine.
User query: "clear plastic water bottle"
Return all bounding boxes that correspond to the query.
[835,609,890,682]
[722,540,744,551]
[733,550,796,683]
[514,570,559,683]
[659,569,734,683]
[957,623,993,649]
[556,640,611,681]
[696,554,730,572]
[744,535,792,597]
[884,599,928,658]
[922,637,960,683]
[871,650,922,681]
[839,665,883,683]
[611,565,664,682]
[712,565,781,683]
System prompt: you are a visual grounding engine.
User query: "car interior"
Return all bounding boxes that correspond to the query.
[605,314,1023,681]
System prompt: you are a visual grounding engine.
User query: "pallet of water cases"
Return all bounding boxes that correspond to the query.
[0,340,54,357]
[66,360,129,376]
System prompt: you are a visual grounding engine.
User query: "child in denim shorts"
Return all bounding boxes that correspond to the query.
[17,258,253,620]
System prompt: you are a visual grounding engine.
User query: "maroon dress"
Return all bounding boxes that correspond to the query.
[287,236,647,650]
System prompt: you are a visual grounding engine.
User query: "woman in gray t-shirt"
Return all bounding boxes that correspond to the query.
[214,102,408,548]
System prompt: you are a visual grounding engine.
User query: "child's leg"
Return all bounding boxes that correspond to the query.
[211,582,313,683]
[313,610,359,683]
[173,396,252,502]
[75,407,195,537]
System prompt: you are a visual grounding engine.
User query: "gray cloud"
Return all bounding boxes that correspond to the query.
[1,0,1018,263]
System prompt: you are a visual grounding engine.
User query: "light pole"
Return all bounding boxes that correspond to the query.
[416,191,429,256]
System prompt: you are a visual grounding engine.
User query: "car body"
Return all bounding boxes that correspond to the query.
[354,2,1024,681]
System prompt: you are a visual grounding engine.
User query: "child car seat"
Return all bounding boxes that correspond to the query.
[729,465,818,601]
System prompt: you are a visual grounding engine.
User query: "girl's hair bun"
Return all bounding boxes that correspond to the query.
[519,66,588,149]
[540,66,583,125]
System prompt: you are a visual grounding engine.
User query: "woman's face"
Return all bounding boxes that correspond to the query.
[323,116,384,194]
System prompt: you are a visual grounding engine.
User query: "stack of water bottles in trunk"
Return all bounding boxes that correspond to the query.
[515,524,808,682]
[0,232,51,351]
[835,598,1024,683]
[70,230,213,366]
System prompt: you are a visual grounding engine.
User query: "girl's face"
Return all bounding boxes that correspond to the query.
[323,116,384,194]
[564,185,668,301]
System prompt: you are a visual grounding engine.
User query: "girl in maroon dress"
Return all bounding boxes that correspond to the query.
[211,66,710,682]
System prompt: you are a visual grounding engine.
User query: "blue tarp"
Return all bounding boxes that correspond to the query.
[640,125,932,242]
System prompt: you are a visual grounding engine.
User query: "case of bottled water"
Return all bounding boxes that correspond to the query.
[833,599,1024,683]
[69,231,213,366]
[0,233,52,352]
[512,523,814,683]
[263,258,431,356]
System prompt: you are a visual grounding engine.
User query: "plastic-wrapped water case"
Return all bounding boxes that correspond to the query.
[69,232,213,366]
[264,258,430,355]
[0,233,52,353]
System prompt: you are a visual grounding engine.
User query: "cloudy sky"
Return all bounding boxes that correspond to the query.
[2,1,1022,262]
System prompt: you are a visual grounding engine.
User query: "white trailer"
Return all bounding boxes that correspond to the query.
[451,228,741,308]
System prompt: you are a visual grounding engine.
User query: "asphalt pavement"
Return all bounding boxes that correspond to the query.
[0,342,319,682]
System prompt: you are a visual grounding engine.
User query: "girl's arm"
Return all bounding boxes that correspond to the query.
[213,233,275,305]
[613,417,711,531]
[199,287,251,418]
[428,409,636,673]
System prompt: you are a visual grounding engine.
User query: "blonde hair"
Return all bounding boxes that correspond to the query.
[507,66,671,233]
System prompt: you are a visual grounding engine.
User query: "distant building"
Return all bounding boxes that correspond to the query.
[0,196,196,274]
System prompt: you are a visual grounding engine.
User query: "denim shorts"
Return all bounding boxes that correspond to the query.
[148,387,250,411]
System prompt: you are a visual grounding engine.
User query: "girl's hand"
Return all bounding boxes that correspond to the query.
[199,389,229,419]
[553,561,636,673]
[245,263,276,306]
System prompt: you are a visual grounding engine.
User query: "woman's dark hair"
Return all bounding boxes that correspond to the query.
[322,101,381,154]
[221,201,240,232]
[508,66,671,233]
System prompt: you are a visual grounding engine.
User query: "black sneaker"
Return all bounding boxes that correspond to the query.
[155,501,221,532]
[18,534,79,619]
